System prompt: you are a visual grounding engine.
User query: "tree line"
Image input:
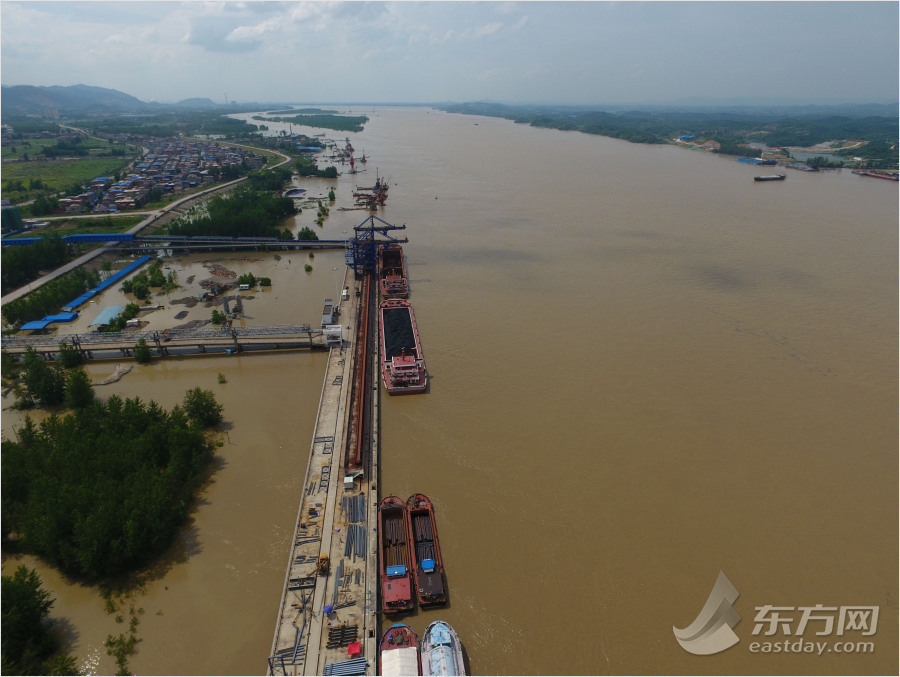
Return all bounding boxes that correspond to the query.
[2,385,224,580]
[438,102,899,167]
[1,236,71,295]
[166,185,298,239]
[251,113,368,133]
[2,267,100,327]
[2,565,78,675]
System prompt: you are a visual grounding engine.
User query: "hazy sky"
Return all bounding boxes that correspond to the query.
[1,1,897,106]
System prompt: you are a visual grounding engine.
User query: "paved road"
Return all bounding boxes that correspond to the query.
[1,146,291,308]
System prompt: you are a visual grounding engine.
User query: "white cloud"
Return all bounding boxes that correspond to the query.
[0,1,896,105]
[473,22,503,39]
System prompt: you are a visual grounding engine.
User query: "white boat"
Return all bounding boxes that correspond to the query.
[420,621,465,676]
[380,623,420,676]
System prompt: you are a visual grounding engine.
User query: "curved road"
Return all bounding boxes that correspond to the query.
[1,145,291,307]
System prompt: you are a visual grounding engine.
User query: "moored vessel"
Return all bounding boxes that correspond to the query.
[420,621,466,677]
[852,169,899,181]
[379,623,421,676]
[406,494,447,607]
[379,299,427,394]
[379,496,415,614]
[379,243,409,298]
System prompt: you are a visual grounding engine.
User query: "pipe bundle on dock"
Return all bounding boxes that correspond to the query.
[341,494,366,523]
[343,524,367,560]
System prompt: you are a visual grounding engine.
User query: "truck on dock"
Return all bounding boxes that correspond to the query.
[322,299,335,327]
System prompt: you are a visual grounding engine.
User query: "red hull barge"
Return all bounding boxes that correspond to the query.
[379,299,427,395]
[379,623,421,676]
[407,494,447,608]
[379,243,409,298]
[852,169,899,181]
[379,496,415,614]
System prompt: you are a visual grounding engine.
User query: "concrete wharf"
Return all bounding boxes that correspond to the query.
[268,270,381,676]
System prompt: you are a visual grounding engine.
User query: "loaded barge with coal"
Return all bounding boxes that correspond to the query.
[407,493,447,608]
[379,299,427,394]
[378,243,409,298]
[379,496,415,614]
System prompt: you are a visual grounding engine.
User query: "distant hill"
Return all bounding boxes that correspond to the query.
[174,97,220,109]
[0,85,254,116]
[0,84,155,116]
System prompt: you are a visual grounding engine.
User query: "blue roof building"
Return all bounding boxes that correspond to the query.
[88,306,124,327]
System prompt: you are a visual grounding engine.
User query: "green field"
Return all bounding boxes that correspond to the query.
[1,153,140,204]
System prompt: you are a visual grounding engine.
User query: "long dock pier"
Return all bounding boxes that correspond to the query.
[2,324,338,360]
[268,270,380,676]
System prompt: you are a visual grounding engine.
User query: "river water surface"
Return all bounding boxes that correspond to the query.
[2,107,896,675]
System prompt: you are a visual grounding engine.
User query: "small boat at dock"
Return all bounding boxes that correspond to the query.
[754,174,786,182]
[421,621,466,677]
[379,299,427,395]
[378,243,409,298]
[379,623,421,676]
[379,496,415,614]
[406,494,446,607]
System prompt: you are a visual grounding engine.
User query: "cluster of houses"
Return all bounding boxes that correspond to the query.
[53,138,267,214]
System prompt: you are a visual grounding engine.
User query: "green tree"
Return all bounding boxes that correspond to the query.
[182,387,224,428]
[131,280,150,300]
[64,369,94,409]
[21,348,65,407]
[57,341,84,368]
[133,338,152,364]
[1,350,18,381]
[1,566,78,675]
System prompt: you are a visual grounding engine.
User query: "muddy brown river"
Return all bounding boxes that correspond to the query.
[2,106,896,675]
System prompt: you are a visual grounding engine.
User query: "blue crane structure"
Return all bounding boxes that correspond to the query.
[345,215,408,275]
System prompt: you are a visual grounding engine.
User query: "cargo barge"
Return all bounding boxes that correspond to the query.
[379,623,421,676]
[421,621,466,677]
[754,174,786,182]
[379,299,427,394]
[738,157,777,165]
[379,496,415,614]
[378,243,409,298]
[407,494,447,608]
[852,170,899,181]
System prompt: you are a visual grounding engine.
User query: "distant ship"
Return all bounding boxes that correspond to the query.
[852,169,899,181]
[754,174,786,182]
